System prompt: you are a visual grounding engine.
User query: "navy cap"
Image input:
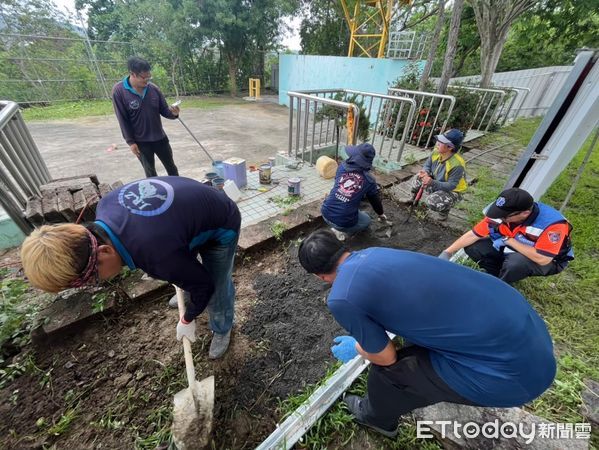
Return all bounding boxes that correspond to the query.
[435,129,464,151]
[486,188,534,219]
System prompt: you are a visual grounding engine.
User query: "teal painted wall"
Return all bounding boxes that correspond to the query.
[0,215,25,250]
[278,55,422,106]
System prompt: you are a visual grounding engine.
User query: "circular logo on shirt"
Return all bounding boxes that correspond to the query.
[495,196,506,207]
[118,179,174,216]
[337,173,364,198]
[129,99,140,110]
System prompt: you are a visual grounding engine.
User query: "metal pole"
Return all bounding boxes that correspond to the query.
[560,127,599,212]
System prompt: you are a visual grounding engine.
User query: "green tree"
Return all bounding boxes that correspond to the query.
[299,0,348,56]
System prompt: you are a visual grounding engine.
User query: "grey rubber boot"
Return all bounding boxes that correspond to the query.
[343,395,398,438]
[330,227,347,241]
[168,290,191,308]
[209,329,232,359]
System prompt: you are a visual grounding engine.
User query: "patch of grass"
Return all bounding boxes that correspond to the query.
[280,367,441,449]
[455,166,504,224]
[0,274,38,357]
[270,220,288,241]
[47,407,78,436]
[516,129,599,424]
[21,96,243,121]
[135,405,173,450]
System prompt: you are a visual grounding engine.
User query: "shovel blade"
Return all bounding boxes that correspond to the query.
[172,376,215,450]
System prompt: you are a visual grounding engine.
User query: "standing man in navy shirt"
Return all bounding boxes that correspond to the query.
[21,177,240,359]
[112,56,180,178]
[298,229,556,438]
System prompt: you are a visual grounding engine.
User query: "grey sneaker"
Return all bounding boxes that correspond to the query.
[168,290,191,308]
[344,395,398,438]
[431,211,449,221]
[330,227,347,241]
[209,329,232,359]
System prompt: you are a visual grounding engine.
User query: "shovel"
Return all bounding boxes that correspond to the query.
[403,185,424,224]
[171,286,215,450]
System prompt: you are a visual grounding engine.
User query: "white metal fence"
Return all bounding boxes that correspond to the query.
[451,66,572,118]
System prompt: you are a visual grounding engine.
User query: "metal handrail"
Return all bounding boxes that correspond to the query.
[449,85,508,132]
[288,91,360,164]
[297,89,417,161]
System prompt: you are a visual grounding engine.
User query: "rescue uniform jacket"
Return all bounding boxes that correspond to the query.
[95,176,241,322]
[473,202,574,262]
[422,152,467,193]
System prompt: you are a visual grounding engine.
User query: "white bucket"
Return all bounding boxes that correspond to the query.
[223,179,242,202]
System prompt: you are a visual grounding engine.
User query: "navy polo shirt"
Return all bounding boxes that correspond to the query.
[327,248,556,407]
[111,76,177,145]
[95,176,241,322]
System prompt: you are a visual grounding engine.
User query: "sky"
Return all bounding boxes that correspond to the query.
[51,0,302,50]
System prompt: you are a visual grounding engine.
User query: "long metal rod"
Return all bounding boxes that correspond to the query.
[176,117,214,162]
[560,127,599,212]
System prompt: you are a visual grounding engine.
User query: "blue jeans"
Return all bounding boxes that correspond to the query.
[324,211,372,234]
[198,235,238,334]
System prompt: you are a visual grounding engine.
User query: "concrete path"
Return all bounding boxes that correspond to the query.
[27,101,290,186]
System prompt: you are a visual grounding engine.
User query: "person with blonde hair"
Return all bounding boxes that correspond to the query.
[21,176,240,359]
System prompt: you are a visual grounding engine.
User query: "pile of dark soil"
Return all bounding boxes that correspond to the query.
[0,201,459,449]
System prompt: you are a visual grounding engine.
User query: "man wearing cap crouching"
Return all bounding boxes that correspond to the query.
[407,128,467,221]
[439,187,574,283]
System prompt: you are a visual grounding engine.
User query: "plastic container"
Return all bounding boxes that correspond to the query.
[223,157,247,188]
[212,160,225,178]
[316,155,338,179]
[223,179,242,202]
[205,172,219,184]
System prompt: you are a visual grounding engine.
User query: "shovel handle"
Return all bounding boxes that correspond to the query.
[177,117,215,163]
[175,286,196,390]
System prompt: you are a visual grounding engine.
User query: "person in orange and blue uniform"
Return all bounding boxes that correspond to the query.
[440,188,573,283]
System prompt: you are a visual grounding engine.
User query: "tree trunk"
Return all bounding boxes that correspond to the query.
[437,0,465,94]
[471,0,536,88]
[226,53,238,97]
[419,0,446,90]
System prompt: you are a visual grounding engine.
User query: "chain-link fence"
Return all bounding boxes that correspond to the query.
[0,32,231,104]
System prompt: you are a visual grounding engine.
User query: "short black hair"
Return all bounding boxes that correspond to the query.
[298,229,347,274]
[127,56,151,74]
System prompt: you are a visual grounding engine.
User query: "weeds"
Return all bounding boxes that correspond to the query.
[91,292,110,313]
[270,221,288,241]
[47,407,78,436]
[270,195,301,209]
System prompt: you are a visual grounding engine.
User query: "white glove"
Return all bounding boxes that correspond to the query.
[378,214,392,225]
[176,318,196,342]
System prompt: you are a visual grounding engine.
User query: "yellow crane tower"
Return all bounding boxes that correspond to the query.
[340,0,411,58]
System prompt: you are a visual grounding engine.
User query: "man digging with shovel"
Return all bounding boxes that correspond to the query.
[20,176,240,359]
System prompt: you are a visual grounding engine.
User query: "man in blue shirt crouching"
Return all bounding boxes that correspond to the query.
[298,229,556,438]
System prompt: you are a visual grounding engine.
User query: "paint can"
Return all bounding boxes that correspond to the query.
[205,172,219,185]
[212,177,225,190]
[288,177,301,196]
[259,164,272,185]
[268,156,276,167]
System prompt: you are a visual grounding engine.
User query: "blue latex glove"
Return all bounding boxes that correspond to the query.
[492,237,506,251]
[489,227,503,241]
[331,336,358,363]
